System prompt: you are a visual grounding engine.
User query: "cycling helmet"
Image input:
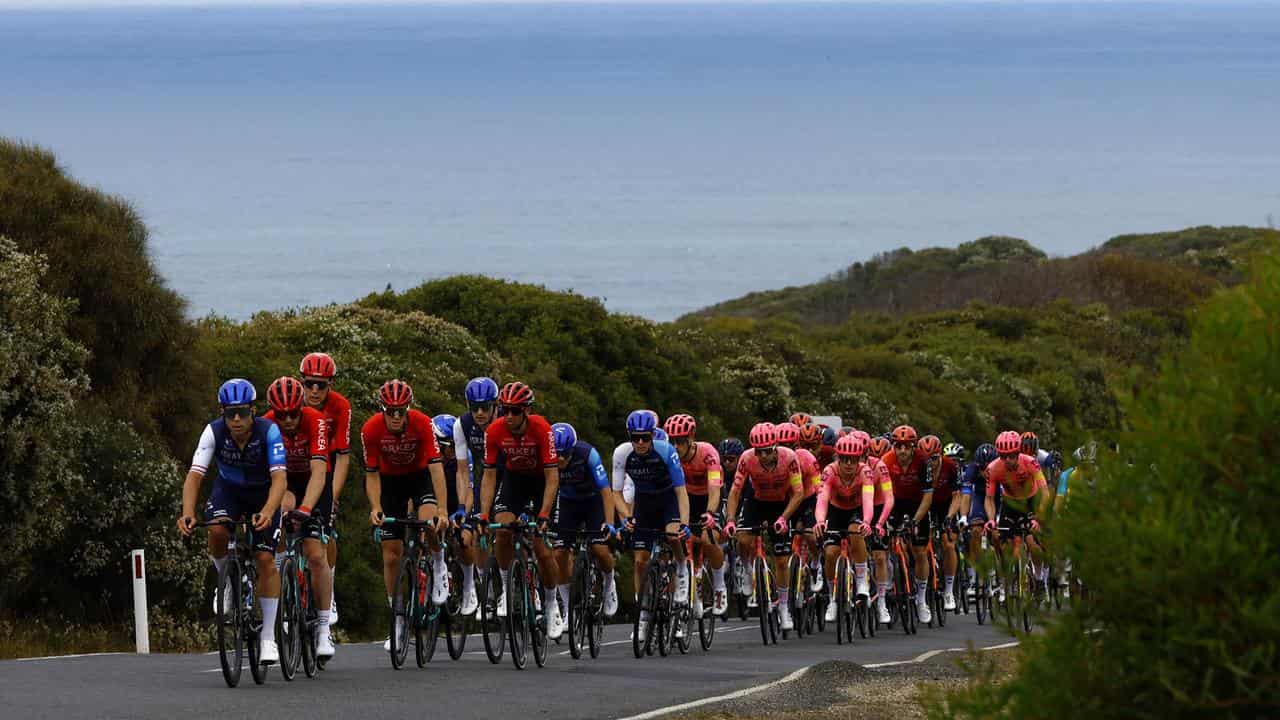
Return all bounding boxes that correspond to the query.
[267,376,304,412]
[838,426,854,437]
[835,434,867,457]
[551,422,578,455]
[299,352,337,379]
[379,379,413,407]
[218,378,256,406]
[1047,449,1064,469]
[775,422,801,446]
[626,409,659,434]
[869,437,892,457]
[974,443,998,466]
[1074,441,1097,464]
[919,435,942,457]
[498,381,534,406]
[823,427,840,446]
[464,376,500,404]
[891,425,918,444]
[748,422,778,449]
[718,438,745,458]
[1020,431,1039,454]
[788,412,812,428]
[853,429,872,445]
[433,414,457,445]
[654,428,669,443]
[943,442,965,460]
[799,423,823,446]
[995,431,1022,454]
[664,414,697,439]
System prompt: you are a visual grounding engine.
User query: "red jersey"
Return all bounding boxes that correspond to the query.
[880,447,934,504]
[677,441,723,496]
[362,409,441,475]
[312,389,351,456]
[817,444,836,468]
[483,414,557,474]
[931,456,961,507]
[264,406,330,479]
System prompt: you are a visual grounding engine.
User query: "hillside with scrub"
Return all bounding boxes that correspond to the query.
[1,138,1276,659]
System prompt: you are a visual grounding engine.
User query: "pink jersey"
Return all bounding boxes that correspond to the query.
[816,462,872,515]
[866,455,894,507]
[733,446,803,502]
[678,441,723,496]
[794,447,823,498]
[985,454,1047,501]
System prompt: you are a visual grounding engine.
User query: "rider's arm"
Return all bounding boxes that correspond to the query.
[705,445,723,513]
[454,419,473,511]
[1033,470,1051,519]
[261,423,289,517]
[538,423,559,518]
[182,424,216,521]
[480,467,497,518]
[780,461,805,520]
[300,412,329,511]
[330,397,352,506]
[913,461,933,523]
[366,470,383,519]
[663,442,689,525]
[589,448,614,526]
[875,463,895,528]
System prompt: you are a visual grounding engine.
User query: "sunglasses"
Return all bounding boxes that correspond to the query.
[274,409,301,421]
[223,406,253,420]
[756,446,777,455]
[629,434,653,444]
[838,455,861,463]
[500,405,526,417]
[893,442,915,450]
[302,379,330,391]
[383,406,408,418]
[1000,452,1019,461]
[469,402,495,413]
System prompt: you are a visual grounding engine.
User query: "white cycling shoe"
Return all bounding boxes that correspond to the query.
[917,598,933,625]
[432,569,450,606]
[603,583,619,617]
[460,585,479,616]
[876,598,891,624]
[259,639,279,665]
[496,590,508,618]
[856,577,870,598]
[824,601,838,623]
[316,631,335,659]
[943,592,957,611]
[547,606,566,641]
[779,605,794,631]
[712,590,728,616]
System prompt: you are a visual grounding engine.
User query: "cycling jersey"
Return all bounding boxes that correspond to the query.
[362,410,442,474]
[454,411,490,484]
[815,461,874,523]
[483,414,556,474]
[865,455,893,506]
[311,389,351,458]
[930,455,961,509]
[611,442,636,504]
[676,441,722,496]
[794,447,823,497]
[817,444,836,468]
[190,417,287,488]
[558,441,610,500]
[263,406,330,478]
[881,448,934,504]
[623,440,685,495]
[985,454,1046,501]
[732,447,803,502]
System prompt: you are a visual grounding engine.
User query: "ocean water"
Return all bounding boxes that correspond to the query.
[2,2,1278,320]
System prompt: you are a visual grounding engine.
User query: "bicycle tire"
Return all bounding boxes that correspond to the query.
[529,558,548,668]
[301,566,318,678]
[277,556,300,681]
[390,556,413,669]
[834,557,849,645]
[507,557,530,670]
[215,557,243,688]
[568,553,586,660]
[588,563,605,658]
[445,547,467,660]
[247,570,267,686]
[480,558,505,664]
[754,556,770,645]
[697,565,716,651]
[632,561,656,659]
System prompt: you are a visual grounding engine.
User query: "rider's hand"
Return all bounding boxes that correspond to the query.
[177,515,196,536]
[602,522,619,539]
[291,505,312,520]
[812,521,827,536]
[370,508,385,527]
[773,516,789,535]
[701,512,718,530]
[623,516,637,531]
[857,521,872,537]
[1029,518,1042,533]
[957,515,969,529]
[536,512,551,532]
[984,519,998,533]
[874,522,887,537]
[678,523,691,541]
[435,505,449,527]
[252,512,272,531]
[450,507,468,527]
[723,521,737,537]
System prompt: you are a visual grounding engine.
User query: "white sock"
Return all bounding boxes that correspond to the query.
[604,570,616,590]
[945,575,955,594]
[677,562,689,583]
[916,582,928,602]
[211,556,227,576]
[545,587,559,616]
[387,595,393,608]
[274,552,285,571]
[318,609,331,628]
[712,565,725,591]
[855,562,868,581]
[557,583,570,610]
[432,549,445,573]
[967,566,977,582]
[260,598,278,642]
[778,588,789,605]
[462,564,475,592]
[877,581,890,594]
[330,568,337,604]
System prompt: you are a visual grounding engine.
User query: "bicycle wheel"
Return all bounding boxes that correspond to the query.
[786,555,803,639]
[633,562,657,659]
[506,558,529,670]
[300,568,318,678]
[389,556,413,669]
[480,558,505,664]
[975,579,988,625]
[445,551,467,660]
[529,560,548,668]
[834,558,849,645]
[247,573,267,685]
[568,553,586,660]
[277,556,300,681]
[958,564,971,616]
[419,563,440,666]
[588,564,605,659]
[697,565,716,651]
[933,577,948,628]
[1021,562,1035,633]
[754,557,770,645]
[215,557,244,688]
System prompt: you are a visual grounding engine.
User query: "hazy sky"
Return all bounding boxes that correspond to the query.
[0,0,1187,8]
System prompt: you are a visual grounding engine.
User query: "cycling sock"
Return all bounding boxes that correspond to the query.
[778,588,789,606]
[274,552,285,571]
[260,598,278,643]
[462,563,475,592]
[500,569,510,591]
[967,566,977,583]
[318,609,331,628]
[211,556,227,577]
[387,595,393,608]
[677,562,689,584]
[557,583,570,610]
[945,575,955,594]
[432,549,445,572]
[712,565,726,591]
[877,580,890,595]
[545,586,559,615]
[604,570,615,590]
[916,582,928,603]
[855,562,868,581]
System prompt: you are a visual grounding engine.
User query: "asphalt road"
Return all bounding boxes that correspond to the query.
[2,611,1012,720]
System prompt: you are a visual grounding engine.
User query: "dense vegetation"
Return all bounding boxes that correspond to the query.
[0,139,1275,656]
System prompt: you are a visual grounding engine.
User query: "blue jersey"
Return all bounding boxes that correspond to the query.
[623,439,685,495]
[456,412,489,488]
[558,442,610,500]
[1058,467,1073,498]
[191,417,287,488]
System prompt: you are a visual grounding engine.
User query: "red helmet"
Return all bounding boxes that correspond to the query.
[775,422,800,446]
[663,413,697,438]
[835,434,867,458]
[379,379,414,408]
[1020,431,1040,453]
[749,422,778,449]
[919,435,942,457]
[299,352,337,379]
[267,376,304,412]
[891,425,918,444]
[869,437,892,457]
[497,381,534,406]
[788,412,812,427]
[854,430,872,444]
[798,423,823,445]
[996,431,1022,454]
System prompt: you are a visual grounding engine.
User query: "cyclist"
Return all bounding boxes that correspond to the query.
[984,431,1052,592]
[177,379,288,665]
[788,412,812,428]
[610,409,659,523]
[814,433,894,623]
[881,425,935,625]
[724,423,806,631]
[299,352,351,627]
[921,435,963,612]
[664,414,729,615]
[263,376,336,658]
[453,377,499,581]
[776,421,823,592]
[620,410,691,642]
[476,382,564,639]
[433,414,480,616]
[816,425,838,468]
[1021,431,1061,481]
[1056,441,1097,515]
[964,443,997,601]
[718,438,745,501]
[362,379,450,650]
[549,422,620,618]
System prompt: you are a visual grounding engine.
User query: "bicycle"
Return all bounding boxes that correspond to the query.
[925,524,947,629]
[691,517,720,651]
[379,516,442,669]
[886,519,919,635]
[277,512,328,681]
[786,528,818,638]
[478,530,505,664]
[563,527,608,660]
[195,517,271,688]
[631,528,688,658]
[489,516,550,670]
[995,514,1040,633]
[739,524,782,645]
[441,520,471,661]
[824,528,859,645]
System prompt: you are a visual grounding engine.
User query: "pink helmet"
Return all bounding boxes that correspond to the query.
[995,431,1022,454]
[663,413,697,438]
[835,434,867,457]
[775,422,801,446]
[749,422,778,449]
[853,429,872,444]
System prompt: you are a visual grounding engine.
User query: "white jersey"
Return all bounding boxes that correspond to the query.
[611,442,636,505]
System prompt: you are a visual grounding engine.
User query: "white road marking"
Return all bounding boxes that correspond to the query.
[615,666,811,720]
[14,652,126,662]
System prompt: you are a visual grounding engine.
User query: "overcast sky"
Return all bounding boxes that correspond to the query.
[0,0,1187,8]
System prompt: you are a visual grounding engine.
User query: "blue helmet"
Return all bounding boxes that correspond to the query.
[218,378,256,407]
[625,409,658,434]
[718,438,745,458]
[551,422,578,455]
[464,376,499,404]
[974,443,998,466]
[654,428,669,443]
[821,427,838,446]
[432,414,457,446]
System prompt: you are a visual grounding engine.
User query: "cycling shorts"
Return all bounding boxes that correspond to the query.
[204,480,280,554]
